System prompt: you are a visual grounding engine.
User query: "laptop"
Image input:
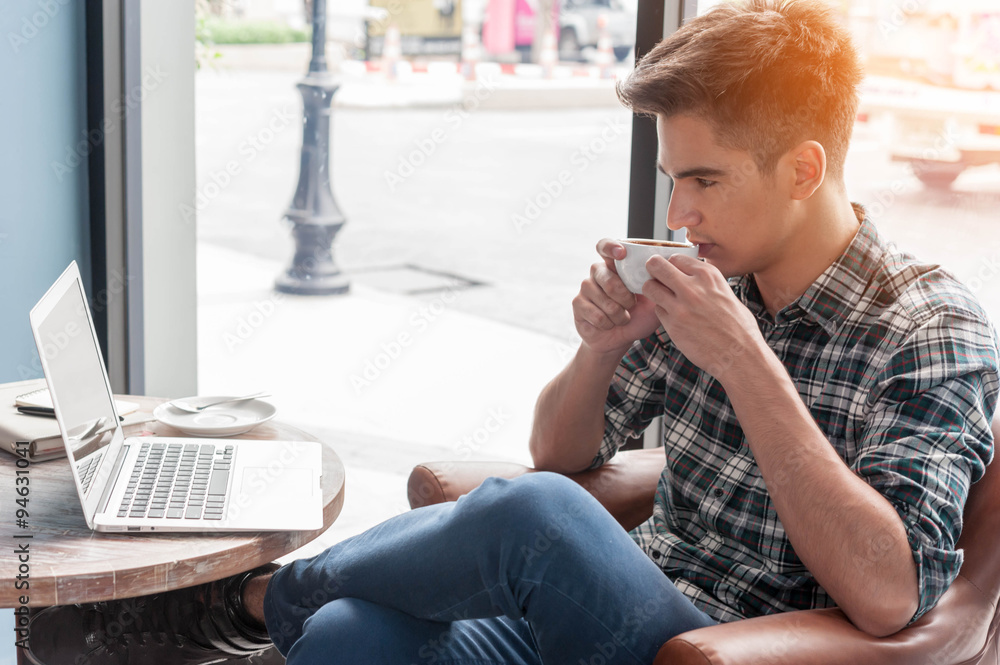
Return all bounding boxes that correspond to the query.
[28,261,324,533]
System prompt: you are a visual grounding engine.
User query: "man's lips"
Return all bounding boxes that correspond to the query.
[688,240,714,257]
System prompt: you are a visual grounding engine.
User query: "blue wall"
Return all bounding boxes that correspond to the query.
[0,0,91,383]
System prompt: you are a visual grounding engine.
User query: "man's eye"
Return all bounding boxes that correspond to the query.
[696,178,716,189]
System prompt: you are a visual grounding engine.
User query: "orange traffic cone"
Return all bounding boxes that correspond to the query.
[540,28,558,78]
[461,24,481,81]
[382,24,402,81]
[596,13,614,79]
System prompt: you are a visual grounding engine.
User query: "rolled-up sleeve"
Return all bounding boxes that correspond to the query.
[854,313,999,623]
[591,330,673,469]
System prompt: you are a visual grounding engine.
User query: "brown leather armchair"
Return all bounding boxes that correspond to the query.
[407,418,1000,664]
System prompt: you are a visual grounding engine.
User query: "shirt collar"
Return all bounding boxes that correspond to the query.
[732,207,886,336]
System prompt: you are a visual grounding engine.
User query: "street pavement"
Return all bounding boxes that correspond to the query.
[196,65,636,556]
[195,64,1000,559]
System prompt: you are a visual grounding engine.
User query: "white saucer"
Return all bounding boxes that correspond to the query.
[152,397,277,437]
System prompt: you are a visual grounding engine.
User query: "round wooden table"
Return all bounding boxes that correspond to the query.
[0,396,345,607]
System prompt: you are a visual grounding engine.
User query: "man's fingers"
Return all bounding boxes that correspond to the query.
[645,255,699,303]
[641,276,673,304]
[573,294,622,331]
[590,262,637,309]
[578,279,632,328]
[647,254,730,304]
[596,238,627,262]
[663,253,704,273]
[645,254,686,281]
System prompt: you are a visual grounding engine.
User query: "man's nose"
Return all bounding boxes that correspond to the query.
[666,194,699,231]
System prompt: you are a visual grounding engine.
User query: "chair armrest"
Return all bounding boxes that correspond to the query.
[408,448,665,531]
[408,460,533,507]
[656,608,872,665]
[657,574,995,665]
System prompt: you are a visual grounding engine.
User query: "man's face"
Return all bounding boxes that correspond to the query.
[656,114,793,279]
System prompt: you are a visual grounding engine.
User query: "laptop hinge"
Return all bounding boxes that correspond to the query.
[96,443,129,518]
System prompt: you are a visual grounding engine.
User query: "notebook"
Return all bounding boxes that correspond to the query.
[0,379,70,461]
[28,261,324,533]
[16,385,139,416]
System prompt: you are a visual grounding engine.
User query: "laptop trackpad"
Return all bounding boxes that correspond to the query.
[240,467,314,505]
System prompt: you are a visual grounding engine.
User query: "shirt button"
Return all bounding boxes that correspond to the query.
[714,488,724,498]
[651,550,661,560]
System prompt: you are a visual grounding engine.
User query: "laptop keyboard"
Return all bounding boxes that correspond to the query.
[117,443,234,520]
[77,451,105,494]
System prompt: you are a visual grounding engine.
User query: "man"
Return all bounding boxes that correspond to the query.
[28,1,998,663]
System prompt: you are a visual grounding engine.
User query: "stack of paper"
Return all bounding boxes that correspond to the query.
[0,379,65,461]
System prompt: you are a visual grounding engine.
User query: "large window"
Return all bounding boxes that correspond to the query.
[194,0,636,542]
[835,0,1000,321]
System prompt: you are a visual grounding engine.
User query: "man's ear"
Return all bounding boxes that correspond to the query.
[786,140,826,200]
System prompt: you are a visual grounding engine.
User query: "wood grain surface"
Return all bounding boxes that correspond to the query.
[0,396,345,607]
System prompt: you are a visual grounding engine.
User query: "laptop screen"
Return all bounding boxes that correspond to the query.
[30,263,120,508]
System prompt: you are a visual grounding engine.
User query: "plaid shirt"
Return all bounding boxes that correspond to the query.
[594,215,999,625]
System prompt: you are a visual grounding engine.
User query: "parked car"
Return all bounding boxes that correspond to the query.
[483,0,636,63]
[559,0,636,62]
[852,2,1000,187]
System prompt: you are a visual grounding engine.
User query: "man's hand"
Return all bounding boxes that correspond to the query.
[642,254,763,379]
[529,239,662,472]
[573,239,662,356]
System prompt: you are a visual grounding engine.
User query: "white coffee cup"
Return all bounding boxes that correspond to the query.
[614,239,699,294]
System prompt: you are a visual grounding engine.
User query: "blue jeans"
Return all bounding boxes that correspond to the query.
[263,472,716,664]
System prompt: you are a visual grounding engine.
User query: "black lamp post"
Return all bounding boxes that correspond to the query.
[276,0,350,295]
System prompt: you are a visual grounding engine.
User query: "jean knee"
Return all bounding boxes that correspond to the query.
[463,472,599,538]
[285,598,392,665]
